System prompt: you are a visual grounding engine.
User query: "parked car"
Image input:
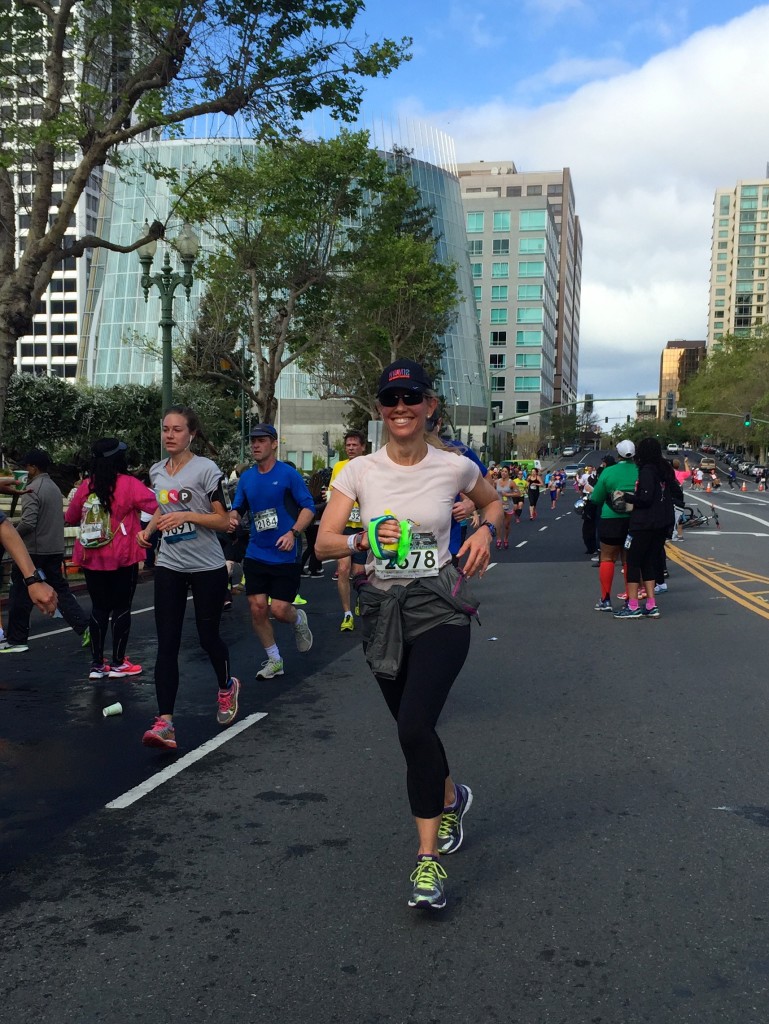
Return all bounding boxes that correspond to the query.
[700,457,716,471]
[666,443,680,453]
[562,446,579,457]
[564,464,581,479]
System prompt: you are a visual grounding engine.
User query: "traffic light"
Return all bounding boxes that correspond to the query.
[744,412,752,427]
[322,430,329,447]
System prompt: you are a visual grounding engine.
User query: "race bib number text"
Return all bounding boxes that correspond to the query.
[254,509,279,533]
[374,531,440,580]
[164,520,197,544]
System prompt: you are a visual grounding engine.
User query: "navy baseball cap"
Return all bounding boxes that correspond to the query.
[377,358,433,398]
[249,424,278,440]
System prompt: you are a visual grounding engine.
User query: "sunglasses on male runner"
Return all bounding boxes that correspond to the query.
[378,391,425,407]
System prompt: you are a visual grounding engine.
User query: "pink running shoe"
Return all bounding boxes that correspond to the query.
[217,677,241,726]
[142,717,177,749]
[109,659,143,678]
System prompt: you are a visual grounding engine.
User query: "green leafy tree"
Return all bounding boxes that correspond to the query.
[302,161,458,423]
[1,373,239,469]
[549,409,578,451]
[0,1,410,432]
[678,328,769,452]
[174,130,391,422]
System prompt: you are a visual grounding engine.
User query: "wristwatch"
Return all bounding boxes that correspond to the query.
[480,520,497,539]
[290,528,301,539]
[23,568,47,587]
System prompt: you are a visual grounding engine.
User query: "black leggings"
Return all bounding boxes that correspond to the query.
[626,527,667,583]
[83,564,139,665]
[153,565,230,715]
[301,523,323,573]
[374,622,471,819]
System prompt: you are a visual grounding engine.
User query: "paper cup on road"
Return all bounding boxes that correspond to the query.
[103,702,123,718]
[12,470,28,490]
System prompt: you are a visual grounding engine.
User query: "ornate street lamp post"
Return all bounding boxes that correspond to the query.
[138,221,200,411]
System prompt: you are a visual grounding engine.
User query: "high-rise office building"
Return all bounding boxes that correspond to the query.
[659,339,705,418]
[457,162,582,440]
[635,393,659,422]
[3,0,118,379]
[708,178,769,348]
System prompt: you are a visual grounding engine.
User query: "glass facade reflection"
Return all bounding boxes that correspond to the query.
[88,131,487,441]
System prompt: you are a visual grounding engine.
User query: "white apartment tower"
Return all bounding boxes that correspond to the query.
[708,177,769,348]
[458,162,582,438]
[2,1,114,379]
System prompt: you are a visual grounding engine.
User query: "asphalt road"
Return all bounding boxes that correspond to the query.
[3,487,769,1024]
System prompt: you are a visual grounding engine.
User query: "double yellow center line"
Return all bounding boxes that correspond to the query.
[666,544,769,622]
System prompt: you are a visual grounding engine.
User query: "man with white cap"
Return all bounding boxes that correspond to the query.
[586,440,639,612]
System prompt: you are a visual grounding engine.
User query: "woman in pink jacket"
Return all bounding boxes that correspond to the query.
[65,438,157,680]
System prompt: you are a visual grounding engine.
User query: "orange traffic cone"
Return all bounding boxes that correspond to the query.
[760,480,765,491]
[706,481,712,493]
[741,481,747,492]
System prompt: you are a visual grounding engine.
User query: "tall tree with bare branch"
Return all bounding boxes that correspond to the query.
[0,0,409,432]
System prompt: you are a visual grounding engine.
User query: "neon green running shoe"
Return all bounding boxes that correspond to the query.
[408,856,447,910]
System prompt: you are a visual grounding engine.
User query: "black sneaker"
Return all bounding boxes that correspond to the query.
[408,856,447,910]
[437,783,473,855]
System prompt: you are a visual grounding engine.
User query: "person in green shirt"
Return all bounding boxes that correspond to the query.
[588,440,639,612]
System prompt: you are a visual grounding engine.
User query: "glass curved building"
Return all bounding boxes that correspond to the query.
[87,125,488,466]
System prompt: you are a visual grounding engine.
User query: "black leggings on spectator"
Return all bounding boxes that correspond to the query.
[153,565,230,716]
[374,622,471,820]
[83,564,139,665]
[301,523,323,573]
[626,527,668,584]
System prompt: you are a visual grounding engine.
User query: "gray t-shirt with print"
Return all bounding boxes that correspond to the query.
[150,455,226,573]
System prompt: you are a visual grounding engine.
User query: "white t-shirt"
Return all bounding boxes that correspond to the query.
[332,444,480,589]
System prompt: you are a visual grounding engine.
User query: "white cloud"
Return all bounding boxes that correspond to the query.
[447,3,497,49]
[515,55,631,95]
[627,5,691,46]
[402,6,769,402]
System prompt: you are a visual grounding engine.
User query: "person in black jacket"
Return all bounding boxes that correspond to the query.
[301,468,330,578]
[613,437,676,620]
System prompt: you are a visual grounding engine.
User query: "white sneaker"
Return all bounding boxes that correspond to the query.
[256,657,284,680]
[294,608,313,653]
[654,583,668,594]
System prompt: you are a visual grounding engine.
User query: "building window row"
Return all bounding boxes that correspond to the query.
[465,209,548,234]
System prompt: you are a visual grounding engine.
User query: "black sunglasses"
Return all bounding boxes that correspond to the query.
[378,390,425,407]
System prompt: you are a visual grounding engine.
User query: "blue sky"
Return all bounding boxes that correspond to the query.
[361,0,759,111]
[346,1,769,420]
